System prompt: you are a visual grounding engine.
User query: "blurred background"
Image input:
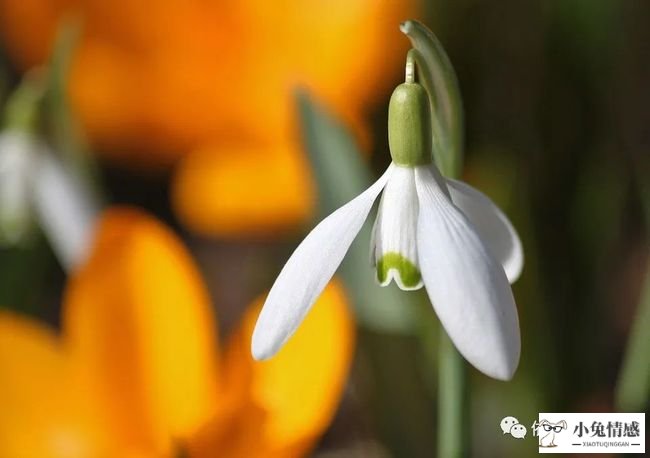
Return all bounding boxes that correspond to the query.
[0,0,648,457]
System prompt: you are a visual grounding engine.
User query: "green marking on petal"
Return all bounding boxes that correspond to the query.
[376,252,421,289]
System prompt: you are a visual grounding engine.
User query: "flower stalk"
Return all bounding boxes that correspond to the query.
[429,81,468,457]
[400,20,468,457]
[435,156,468,458]
[438,332,467,457]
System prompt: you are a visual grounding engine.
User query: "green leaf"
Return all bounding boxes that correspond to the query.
[400,20,464,178]
[296,90,420,334]
[45,18,83,157]
[615,264,650,412]
[615,162,650,412]
[2,70,46,132]
[43,18,104,203]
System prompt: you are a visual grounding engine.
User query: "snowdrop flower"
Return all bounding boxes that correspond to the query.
[0,130,97,270]
[0,131,37,244]
[252,76,523,380]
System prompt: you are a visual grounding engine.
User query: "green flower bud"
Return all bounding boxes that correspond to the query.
[388,82,432,167]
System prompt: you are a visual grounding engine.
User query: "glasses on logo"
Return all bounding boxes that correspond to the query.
[542,424,564,433]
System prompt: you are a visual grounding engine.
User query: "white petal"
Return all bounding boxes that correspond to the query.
[372,166,423,291]
[252,165,393,360]
[447,178,523,283]
[0,132,37,243]
[33,154,99,272]
[368,202,381,266]
[414,166,520,380]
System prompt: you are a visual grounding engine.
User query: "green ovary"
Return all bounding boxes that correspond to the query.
[376,252,421,288]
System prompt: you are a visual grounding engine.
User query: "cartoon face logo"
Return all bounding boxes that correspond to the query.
[537,419,567,447]
[510,423,527,439]
[500,416,519,434]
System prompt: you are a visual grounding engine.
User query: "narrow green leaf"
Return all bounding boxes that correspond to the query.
[615,163,650,412]
[400,20,464,177]
[615,265,650,412]
[296,90,420,334]
[44,18,104,203]
[45,18,84,158]
[2,70,46,132]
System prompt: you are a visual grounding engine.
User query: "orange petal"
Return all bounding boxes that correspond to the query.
[190,279,354,458]
[0,0,415,165]
[172,142,315,238]
[0,310,112,457]
[62,207,220,455]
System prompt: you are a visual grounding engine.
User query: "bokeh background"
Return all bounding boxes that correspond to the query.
[0,0,648,457]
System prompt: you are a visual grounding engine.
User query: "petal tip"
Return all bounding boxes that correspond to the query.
[506,264,523,284]
[251,326,276,361]
[467,346,519,381]
[251,340,272,361]
[251,348,269,361]
[484,339,521,381]
[490,360,519,382]
[505,245,524,284]
[399,20,413,34]
[461,341,520,381]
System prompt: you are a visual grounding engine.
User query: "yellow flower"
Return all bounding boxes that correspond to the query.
[171,142,314,238]
[0,312,112,457]
[0,0,415,237]
[0,207,354,457]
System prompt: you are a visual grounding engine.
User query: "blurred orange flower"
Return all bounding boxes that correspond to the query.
[0,207,354,457]
[0,0,415,237]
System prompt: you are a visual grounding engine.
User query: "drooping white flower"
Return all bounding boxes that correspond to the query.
[32,152,98,271]
[0,131,38,244]
[0,130,98,270]
[252,79,523,380]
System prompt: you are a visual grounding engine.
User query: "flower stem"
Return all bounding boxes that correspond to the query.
[436,136,468,455]
[436,94,467,457]
[405,49,416,84]
[438,331,468,457]
[401,20,469,455]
